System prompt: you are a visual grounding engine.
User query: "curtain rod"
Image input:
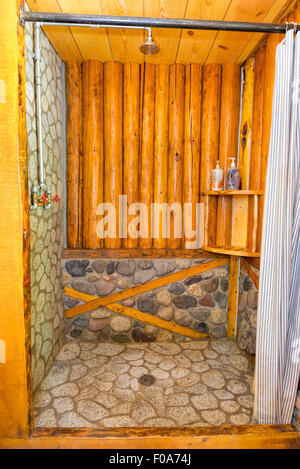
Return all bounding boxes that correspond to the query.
[20,9,298,34]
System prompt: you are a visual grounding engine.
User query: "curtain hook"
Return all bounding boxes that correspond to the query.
[294,22,298,34]
[285,21,289,34]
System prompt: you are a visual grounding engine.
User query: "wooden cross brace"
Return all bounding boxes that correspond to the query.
[64,258,229,340]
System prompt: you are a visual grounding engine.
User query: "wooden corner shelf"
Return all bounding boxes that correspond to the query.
[204,189,263,256]
[202,245,260,258]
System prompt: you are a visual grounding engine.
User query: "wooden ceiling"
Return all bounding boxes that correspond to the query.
[27,0,295,64]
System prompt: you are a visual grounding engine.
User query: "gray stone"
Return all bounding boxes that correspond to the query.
[41,364,70,390]
[184,275,202,286]
[139,260,153,270]
[165,406,199,425]
[106,261,119,274]
[174,310,192,327]
[166,393,189,406]
[89,318,110,331]
[35,409,56,427]
[65,260,89,277]
[201,278,219,292]
[220,278,229,291]
[156,289,172,306]
[173,295,197,309]
[202,410,226,425]
[158,305,174,321]
[154,260,176,276]
[169,283,185,294]
[53,397,74,413]
[65,296,79,308]
[190,309,210,321]
[51,383,79,397]
[92,260,106,273]
[137,295,158,314]
[193,321,209,334]
[73,315,89,328]
[243,276,253,291]
[213,291,228,309]
[132,328,155,343]
[97,327,111,343]
[70,328,82,338]
[58,411,96,427]
[95,279,115,296]
[71,279,95,295]
[227,379,248,394]
[248,290,258,308]
[100,416,136,427]
[112,333,131,343]
[133,268,155,284]
[117,260,136,276]
[191,394,218,410]
[201,369,226,389]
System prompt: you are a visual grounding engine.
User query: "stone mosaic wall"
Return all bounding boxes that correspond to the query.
[63,258,230,343]
[237,267,258,355]
[25,14,65,392]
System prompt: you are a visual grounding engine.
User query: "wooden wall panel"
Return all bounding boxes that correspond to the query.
[139,64,155,249]
[216,64,241,247]
[183,64,202,249]
[200,64,222,247]
[168,64,185,249]
[65,62,82,248]
[103,62,123,249]
[247,46,266,251]
[123,63,140,248]
[82,61,104,249]
[153,64,169,248]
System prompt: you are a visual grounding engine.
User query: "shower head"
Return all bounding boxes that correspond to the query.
[140,28,160,55]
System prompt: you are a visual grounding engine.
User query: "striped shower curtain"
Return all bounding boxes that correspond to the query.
[255,28,300,424]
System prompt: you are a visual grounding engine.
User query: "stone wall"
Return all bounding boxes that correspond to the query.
[25,11,65,392]
[237,267,258,355]
[63,258,229,343]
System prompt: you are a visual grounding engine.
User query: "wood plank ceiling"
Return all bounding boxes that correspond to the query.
[27,0,295,63]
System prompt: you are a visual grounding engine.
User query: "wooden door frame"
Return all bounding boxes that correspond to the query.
[0,0,299,450]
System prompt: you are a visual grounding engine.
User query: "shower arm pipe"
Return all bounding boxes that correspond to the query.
[20,9,299,34]
[34,22,45,189]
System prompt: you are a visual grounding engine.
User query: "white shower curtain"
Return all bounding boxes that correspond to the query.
[255,28,300,424]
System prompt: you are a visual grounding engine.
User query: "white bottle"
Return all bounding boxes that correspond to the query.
[211,160,224,191]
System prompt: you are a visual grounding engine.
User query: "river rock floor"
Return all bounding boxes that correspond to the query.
[34,339,255,428]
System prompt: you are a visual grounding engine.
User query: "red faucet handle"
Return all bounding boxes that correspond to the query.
[42,193,47,203]
[54,194,59,203]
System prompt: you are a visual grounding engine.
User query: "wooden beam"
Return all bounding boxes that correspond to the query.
[63,288,211,339]
[65,258,228,318]
[216,64,241,247]
[227,256,240,338]
[123,63,140,248]
[65,61,82,248]
[0,0,31,439]
[183,64,202,249]
[200,64,222,247]
[62,248,227,258]
[0,425,299,449]
[139,63,155,249]
[168,64,184,249]
[82,61,104,249]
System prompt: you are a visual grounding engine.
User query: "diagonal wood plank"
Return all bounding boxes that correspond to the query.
[65,258,228,318]
[242,258,259,290]
[63,287,211,339]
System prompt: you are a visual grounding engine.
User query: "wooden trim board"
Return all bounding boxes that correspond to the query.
[62,248,227,258]
[0,425,299,449]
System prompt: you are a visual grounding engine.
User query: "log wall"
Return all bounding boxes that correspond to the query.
[66,60,238,250]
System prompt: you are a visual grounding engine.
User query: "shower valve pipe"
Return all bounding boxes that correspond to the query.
[34,23,45,189]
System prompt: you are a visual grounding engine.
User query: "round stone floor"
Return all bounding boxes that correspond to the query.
[34,339,255,428]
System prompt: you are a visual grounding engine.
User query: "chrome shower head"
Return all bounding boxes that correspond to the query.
[140,28,160,55]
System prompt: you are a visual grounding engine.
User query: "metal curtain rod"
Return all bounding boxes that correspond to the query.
[20,9,299,34]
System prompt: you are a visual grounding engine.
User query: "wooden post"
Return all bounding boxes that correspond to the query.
[232,58,254,249]
[153,64,169,249]
[104,61,123,249]
[183,64,202,249]
[227,256,239,338]
[216,64,241,248]
[200,64,221,247]
[82,61,104,249]
[139,63,155,248]
[0,0,31,438]
[65,62,82,248]
[123,63,140,248]
[247,46,266,252]
[168,64,184,249]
